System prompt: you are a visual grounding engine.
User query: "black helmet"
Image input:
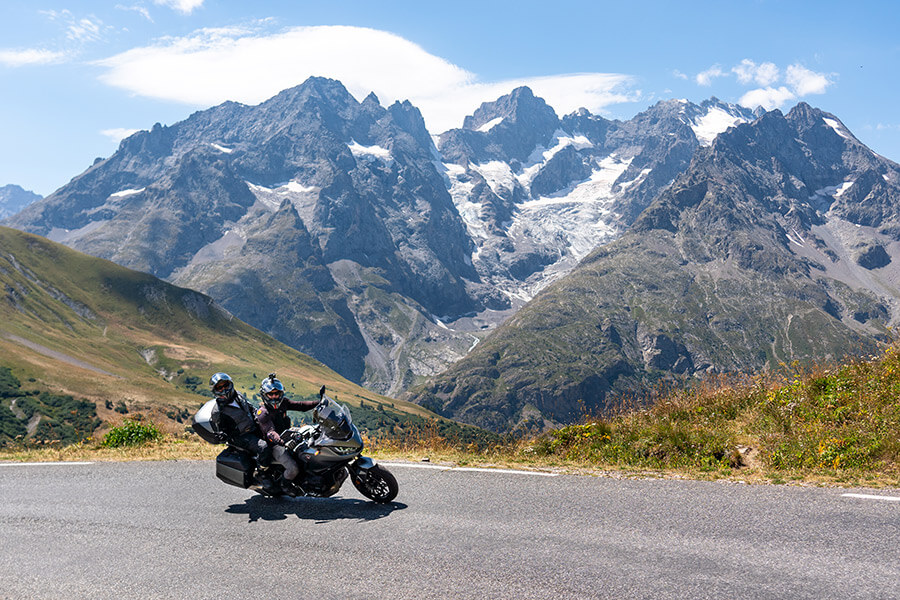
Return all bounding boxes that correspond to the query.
[210,372,234,400]
[260,373,285,409]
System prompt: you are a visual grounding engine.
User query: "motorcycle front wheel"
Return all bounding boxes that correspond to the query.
[351,465,398,503]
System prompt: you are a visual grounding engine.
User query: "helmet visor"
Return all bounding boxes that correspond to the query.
[265,390,284,406]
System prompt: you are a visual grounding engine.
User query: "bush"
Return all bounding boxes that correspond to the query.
[101,419,162,448]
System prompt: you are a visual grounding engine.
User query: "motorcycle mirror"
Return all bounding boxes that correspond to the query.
[319,385,325,399]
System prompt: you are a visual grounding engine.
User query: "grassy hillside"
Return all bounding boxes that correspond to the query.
[521,340,900,484]
[0,226,488,445]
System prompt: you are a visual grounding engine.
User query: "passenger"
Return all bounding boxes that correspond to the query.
[254,373,319,492]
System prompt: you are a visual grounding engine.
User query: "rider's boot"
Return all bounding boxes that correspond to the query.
[278,475,297,497]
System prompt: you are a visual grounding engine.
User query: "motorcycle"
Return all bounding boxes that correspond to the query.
[191,386,398,503]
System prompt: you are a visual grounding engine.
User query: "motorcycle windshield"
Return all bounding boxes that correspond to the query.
[315,398,354,440]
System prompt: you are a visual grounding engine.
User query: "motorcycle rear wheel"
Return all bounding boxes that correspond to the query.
[352,465,398,503]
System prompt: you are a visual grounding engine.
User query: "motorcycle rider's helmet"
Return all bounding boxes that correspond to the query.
[260,373,285,410]
[210,372,234,401]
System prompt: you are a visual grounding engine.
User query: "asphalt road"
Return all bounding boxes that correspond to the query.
[0,460,898,599]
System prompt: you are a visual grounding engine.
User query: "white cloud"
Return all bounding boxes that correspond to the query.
[732,59,779,86]
[153,0,206,15]
[116,4,154,22]
[94,25,639,134]
[696,65,726,86]
[785,64,830,95]
[67,17,104,43]
[101,128,141,143]
[738,86,796,110]
[0,48,68,67]
[40,9,109,44]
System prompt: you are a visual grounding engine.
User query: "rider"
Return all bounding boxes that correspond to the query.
[254,373,319,491]
[208,372,272,477]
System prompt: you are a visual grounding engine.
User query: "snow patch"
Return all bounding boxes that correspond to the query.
[349,140,393,164]
[443,162,488,249]
[786,229,806,247]
[109,188,145,198]
[246,180,319,213]
[823,117,852,141]
[811,181,854,201]
[617,168,652,191]
[282,181,316,194]
[517,130,594,189]
[834,181,855,197]
[471,161,516,197]
[477,117,504,132]
[691,107,748,146]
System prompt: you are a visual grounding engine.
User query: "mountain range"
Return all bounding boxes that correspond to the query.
[408,103,900,431]
[0,185,41,220]
[5,77,900,433]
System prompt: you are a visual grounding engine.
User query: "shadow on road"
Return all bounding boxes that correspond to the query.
[226,494,407,524]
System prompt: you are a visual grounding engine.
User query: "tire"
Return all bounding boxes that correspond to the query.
[351,465,398,503]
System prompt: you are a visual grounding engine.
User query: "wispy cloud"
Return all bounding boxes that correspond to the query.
[153,0,205,15]
[68,17,105,43]
[696,65,726,86]
[0,48,68,67]
[41,9,108,43]
[94,25,640,133]
[116,4,154,23]
[732,59,779,86]
[101,128,141,143]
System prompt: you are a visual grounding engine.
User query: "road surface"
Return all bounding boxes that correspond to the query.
[0,460,898,599]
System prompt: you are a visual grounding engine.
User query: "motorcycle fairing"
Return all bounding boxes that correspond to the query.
[191,399,223,445]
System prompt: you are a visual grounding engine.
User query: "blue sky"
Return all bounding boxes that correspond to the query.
[2,0,898,197]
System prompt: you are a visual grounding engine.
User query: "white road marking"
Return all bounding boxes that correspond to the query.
[383,462,559,477]
[0,462,94,467]
[842,493,900,502]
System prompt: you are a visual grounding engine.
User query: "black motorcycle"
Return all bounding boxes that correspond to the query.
[192,387,398,503]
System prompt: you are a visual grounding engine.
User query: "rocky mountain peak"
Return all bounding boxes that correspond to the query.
[462,86,557,130]
[440,86,561,164]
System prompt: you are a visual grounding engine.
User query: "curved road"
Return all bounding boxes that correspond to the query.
[1,460,898,599]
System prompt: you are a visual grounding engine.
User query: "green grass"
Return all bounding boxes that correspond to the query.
[100,418,163,448]
[521,341,900,484]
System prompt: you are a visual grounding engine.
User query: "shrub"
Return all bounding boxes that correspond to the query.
[101,419,162,448]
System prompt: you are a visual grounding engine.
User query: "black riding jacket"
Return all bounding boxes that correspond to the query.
[211,391,258,439]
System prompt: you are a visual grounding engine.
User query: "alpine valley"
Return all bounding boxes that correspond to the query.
[6,77,900,433]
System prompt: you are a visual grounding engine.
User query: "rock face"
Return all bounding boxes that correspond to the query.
[5,78,477,385]
[406,104,900,433]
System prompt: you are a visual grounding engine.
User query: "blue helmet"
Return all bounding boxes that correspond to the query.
[210,372,234,400]
[260,373,285,409]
